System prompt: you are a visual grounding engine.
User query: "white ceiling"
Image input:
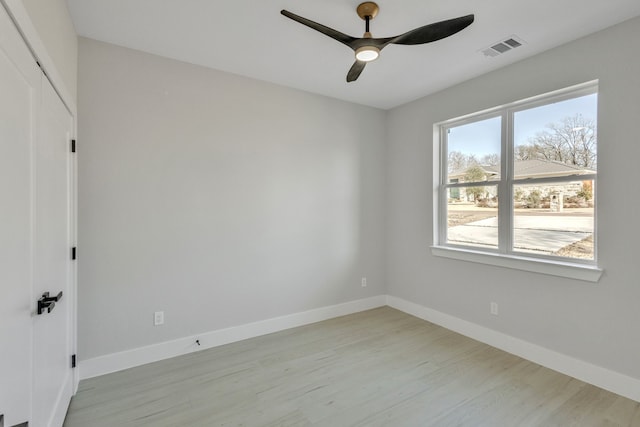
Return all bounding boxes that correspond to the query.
[66,0,640,110]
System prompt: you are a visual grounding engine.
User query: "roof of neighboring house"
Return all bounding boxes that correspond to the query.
[449,159,596,181]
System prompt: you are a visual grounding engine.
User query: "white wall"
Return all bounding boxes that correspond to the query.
[21,0,77,101]
[77,38,387,360]
[386,16,640,380]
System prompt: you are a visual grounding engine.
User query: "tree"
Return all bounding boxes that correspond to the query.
[448,151,479,173]
[480,153,500,166]
[517,114,597,169]
[464,165,487,202]
[448,151,467,173]
[515,143,539,161]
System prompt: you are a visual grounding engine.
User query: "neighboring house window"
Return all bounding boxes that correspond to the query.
[434,82,600,280]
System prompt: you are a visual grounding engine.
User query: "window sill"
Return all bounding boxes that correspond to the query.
[430,246,603,282]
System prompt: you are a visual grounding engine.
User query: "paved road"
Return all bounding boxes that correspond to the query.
[447,216,592,253]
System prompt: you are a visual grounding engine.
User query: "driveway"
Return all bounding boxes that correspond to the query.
[447,216,592,253]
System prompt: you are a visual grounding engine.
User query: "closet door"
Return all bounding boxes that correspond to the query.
[31,75,75,427]
[0,4,41,425]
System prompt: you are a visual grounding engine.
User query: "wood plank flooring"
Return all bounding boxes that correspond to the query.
[64,307,640,426]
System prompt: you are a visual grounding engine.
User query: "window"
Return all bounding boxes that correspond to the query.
[434,82,601,281]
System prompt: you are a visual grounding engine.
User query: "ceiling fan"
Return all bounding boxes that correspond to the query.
[281,2,474,82]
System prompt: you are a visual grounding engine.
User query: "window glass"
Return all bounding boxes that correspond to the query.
[447,116,501,183]
[445,116,501,249]
[512,93,597,260]
[514,94,597,171]
[513,183,594,259]
[447,191,499,249]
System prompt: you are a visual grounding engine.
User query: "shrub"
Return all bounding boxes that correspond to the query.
[525,190,542,208]
[514,188,525,202]
[577,181,593,201]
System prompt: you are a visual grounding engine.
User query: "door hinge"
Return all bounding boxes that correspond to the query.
[71,139,76,153]
[71,354,77,368]
[72,247,77,260]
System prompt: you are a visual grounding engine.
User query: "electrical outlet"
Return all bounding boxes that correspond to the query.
[361,277,367,287]
[490,302,499,316]
[154,311,164,326]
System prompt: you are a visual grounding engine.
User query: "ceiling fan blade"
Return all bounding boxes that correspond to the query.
[390,14,474,45]
[281,10,357,47]
[346,60,366,82]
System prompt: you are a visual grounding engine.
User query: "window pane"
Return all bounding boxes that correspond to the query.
[513,182,594,260]
[447,116,501,185]
[514,93,597,173]
[447,185,498,249]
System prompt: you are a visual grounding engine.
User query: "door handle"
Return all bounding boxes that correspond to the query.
[37,291,63,315]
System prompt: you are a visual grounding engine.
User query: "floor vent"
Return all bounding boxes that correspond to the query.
[480,35,525,57]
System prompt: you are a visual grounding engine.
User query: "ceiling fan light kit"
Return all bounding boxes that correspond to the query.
[281,2,474,82]
[355,45,380,62]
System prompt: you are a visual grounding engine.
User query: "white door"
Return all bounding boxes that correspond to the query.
[0,3,41,425]
[0,3,75,426]
[31,74,75,427]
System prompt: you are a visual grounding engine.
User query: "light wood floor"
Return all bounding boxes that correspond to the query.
[64,307,640,426]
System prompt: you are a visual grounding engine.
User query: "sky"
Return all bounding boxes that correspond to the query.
[447,93,598,159]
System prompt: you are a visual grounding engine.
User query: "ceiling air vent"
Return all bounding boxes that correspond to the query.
[480,35,525,58]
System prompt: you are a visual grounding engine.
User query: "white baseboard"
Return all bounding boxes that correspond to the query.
[79,295,386,380]
[386,295,640,403]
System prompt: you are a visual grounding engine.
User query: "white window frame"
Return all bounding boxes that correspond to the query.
[432,81,602,282]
